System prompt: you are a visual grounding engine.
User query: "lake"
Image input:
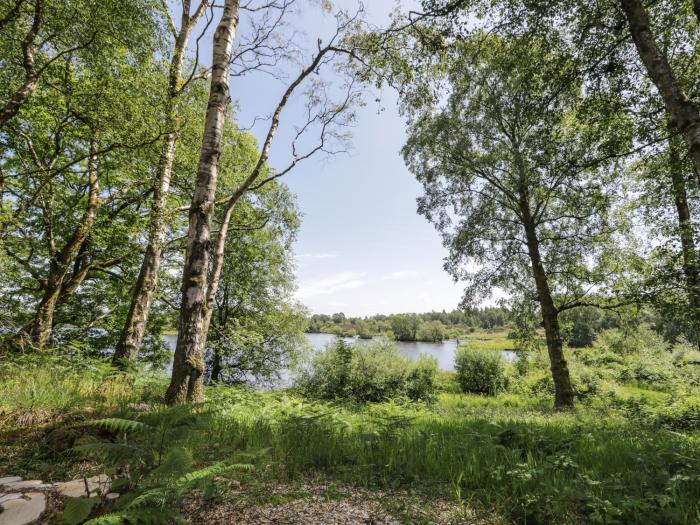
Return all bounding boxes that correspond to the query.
[305,333,517,371]
[162,333,517,383]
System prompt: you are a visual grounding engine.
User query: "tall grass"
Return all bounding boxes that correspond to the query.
[0,352,165,423]
[204,387,700,524]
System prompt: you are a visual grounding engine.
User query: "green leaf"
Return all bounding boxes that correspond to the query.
[64,496,99,525]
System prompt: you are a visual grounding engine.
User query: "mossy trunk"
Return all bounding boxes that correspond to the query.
[165,0,239,405]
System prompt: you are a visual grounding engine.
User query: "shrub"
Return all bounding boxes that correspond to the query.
[297,339,437,402]
[454,347,508,395]
[655,397,700,430]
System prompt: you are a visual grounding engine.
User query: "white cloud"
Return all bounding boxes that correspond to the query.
[385,270,419,279]
[297,252,338,259]
[296,271,368,299]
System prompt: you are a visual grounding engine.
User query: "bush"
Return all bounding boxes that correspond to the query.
[297,339,437,402]
[454,347,508,395]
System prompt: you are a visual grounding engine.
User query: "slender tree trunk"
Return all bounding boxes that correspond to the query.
[165,0,239,405]
[210,348,222,382]
[620,0,700,180]
[518,190,574,410]
[27,138,100,346]
[669,135,700,345]
[115,3,207,364]
[0,0,41,128]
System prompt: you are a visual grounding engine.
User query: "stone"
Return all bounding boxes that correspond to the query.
[0,492,46,525]
[1,481,50,491]
[105,492,119,500]
[0,479,21,487]
[53,474,110,498]
[0,494,24,504]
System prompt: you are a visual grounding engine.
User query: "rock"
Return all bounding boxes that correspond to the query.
[0,479,21,487]
[1,482,50,491]
[0,494,24,504]
[53,474,110,498]
[0,492,46,525]
[105,493,119,501]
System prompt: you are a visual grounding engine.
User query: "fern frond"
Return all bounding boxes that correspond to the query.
[84,507,185,525]
[175,461,253,489]
[122,487,169,510]
[93,418,151,434]
[73,442,150,464]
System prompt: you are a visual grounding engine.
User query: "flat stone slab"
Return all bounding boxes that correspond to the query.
[0,494,24,504]
[53,474,110,498]
[0,492,46,525]
[0,479,21,487]
[0,481,50,491]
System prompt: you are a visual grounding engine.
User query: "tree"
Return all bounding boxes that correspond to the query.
[114,0,212,364]
[0,0,160,128]
[165,5,360,404]
[208,183,306,384]
[0,16,164,347]
[165,0,240,405]
[400,34,625,409]
[618,0,700,181]
[391,314,420,341]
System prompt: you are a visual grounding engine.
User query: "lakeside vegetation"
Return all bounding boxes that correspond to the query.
[306,308,510,341]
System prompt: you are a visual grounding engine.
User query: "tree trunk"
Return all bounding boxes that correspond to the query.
[518,190,574,410]
[210,348,222,382]
[669,135,700,345]
[0,0,41,128]
[115,3,208,365]
[27,137,100,346]
[165,0,239,405]
[620,0,700,180]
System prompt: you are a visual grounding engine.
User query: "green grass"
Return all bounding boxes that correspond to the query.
[462,328,515,351]
[199,387,700,524]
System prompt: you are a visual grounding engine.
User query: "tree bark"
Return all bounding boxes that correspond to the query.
[0,0,41,128]
[165,0,239,405]
[620,0,700,181]
[114,2,208,365]
[210,348,223,382]
[669,135,700,344]
[27,137,100,346]
[518,188,574,410]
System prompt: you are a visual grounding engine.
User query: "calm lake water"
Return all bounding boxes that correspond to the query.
[163,333,516,378]
[304,333,517,371]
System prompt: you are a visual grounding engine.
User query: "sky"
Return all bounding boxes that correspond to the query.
[199,0,467,316]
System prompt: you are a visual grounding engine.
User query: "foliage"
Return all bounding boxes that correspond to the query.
[207,177,307,385]
[297,339,437,402]
[454,347,508,396]
[306,307,510,339]
[74,406,255,524]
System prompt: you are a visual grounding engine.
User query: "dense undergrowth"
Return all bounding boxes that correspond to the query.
[1,327,700,524]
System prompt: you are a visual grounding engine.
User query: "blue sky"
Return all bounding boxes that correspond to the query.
[204,0,466,316]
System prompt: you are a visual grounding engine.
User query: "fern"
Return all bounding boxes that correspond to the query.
[93,418,152,434]
[71,405,258,524]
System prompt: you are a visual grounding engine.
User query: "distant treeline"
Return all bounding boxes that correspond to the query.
[306,308,511,342]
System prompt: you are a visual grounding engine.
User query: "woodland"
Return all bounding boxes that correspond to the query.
[1,0,700,523]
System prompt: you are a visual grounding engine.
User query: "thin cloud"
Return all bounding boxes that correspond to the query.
[297,252,338,259]
[296,271,368,299]
[385,270,419,279]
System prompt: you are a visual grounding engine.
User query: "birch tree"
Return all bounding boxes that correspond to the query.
[165,8,360,404]
[401,34,626,409]
[164,0,241,404]
[114,0,212,364]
